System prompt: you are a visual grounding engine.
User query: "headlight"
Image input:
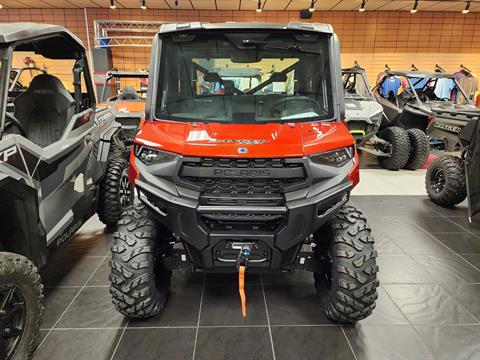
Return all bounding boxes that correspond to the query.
[135,145,176,165]
[310,146,354,167]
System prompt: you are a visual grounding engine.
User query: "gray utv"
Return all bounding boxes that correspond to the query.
[99,70,148,148]
[0,23,133,360]
[373,70,480,170]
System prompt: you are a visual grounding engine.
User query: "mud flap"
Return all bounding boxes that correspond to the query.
[460,116,480,220]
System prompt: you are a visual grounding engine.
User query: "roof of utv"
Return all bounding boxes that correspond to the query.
[158,22,334,35]
[0,23,84,59]
[383,70,457,79]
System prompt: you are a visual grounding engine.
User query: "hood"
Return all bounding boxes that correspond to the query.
[135,121,354,158]
[344,98,383,124]
[426,102,480,117]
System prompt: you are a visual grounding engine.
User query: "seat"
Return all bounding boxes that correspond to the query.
[14,74,75,147]
[118,86,140,100]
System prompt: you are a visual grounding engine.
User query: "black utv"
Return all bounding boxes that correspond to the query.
[0,23,133,360]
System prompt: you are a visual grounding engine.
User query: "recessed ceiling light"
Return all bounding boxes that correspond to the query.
[359,0,366,12]
[410,0,418,13]
[256,0,262,12]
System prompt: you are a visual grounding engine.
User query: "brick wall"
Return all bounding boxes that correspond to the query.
[1,8,480,86]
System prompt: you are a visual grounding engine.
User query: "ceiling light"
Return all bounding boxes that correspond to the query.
[140,0,146,9]
[462,1,470,13]
[0,4,3,9]
[309,0,316,12]
[256,0,262,12]
[359,0,366,12]
[410,0,418,13]
[109,0,116,9]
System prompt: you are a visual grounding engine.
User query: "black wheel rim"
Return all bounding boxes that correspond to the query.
[430,168,446,193]
[119,169,133,207]
[0,285,26,360]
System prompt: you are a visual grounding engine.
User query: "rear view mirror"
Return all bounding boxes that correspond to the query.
[230,51,262,63]
[204,72,222,83]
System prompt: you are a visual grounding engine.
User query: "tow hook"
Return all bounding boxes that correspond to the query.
[237,246,250,318]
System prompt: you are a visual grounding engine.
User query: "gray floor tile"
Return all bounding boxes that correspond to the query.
[194,327,273,360]
[410,254,480,284]
[55,287,126,329]
[344,325,435,360]
[41,255,105,287]
[33,329,123,360]
[261,271,315,286]
[461,255,480,270]
[442,284,480,321]
[86,258,110,286]
[371,234,406,255]
[205,272,262,285]
[112,328,195,360]
[42,287,80,328]
[376,255,435,284]
[60,231,112,257]
[415,325,480,360]
[433,232,480,254]
[271,326,355,360]
[448,216,480,234]
[199,285,267,326]
[128,284,202,327]
[388,229,451,255]
[415,217,467,233]
[264,285,331,325]
[384,284,479,325]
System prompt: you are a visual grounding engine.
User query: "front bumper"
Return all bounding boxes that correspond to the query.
[134,155,353,272]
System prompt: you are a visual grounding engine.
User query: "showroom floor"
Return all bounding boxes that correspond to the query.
[33,164,480,360]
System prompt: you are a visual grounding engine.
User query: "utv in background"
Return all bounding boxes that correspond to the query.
[426,110,480,219]
[110,22,379,325]
[99,70,148,149]
[0,23,132,360]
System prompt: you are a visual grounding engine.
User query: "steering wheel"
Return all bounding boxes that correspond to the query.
[271,96,321,117]
[5,112,27,137]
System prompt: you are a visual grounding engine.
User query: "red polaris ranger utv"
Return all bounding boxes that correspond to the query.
[110,22,379,324]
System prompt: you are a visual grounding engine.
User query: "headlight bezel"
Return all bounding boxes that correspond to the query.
[135,145,177,165]
[309,146,355,167]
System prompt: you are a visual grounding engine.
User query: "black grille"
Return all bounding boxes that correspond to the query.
[179,157,307,199]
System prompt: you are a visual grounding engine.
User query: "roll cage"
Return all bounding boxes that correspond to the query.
[0,23,95,139]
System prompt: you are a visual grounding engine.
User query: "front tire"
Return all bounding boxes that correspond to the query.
[314,206,379,324]
[405,128,429,170]
[426,155,466,207]
[110,204,172,319]
[97,158,134,228]
[0,252,44,360]
[378,126,410,170]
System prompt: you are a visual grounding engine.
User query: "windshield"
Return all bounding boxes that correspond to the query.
[155,31,334,123]
[405,76,472,105]
[343,71,371,99]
